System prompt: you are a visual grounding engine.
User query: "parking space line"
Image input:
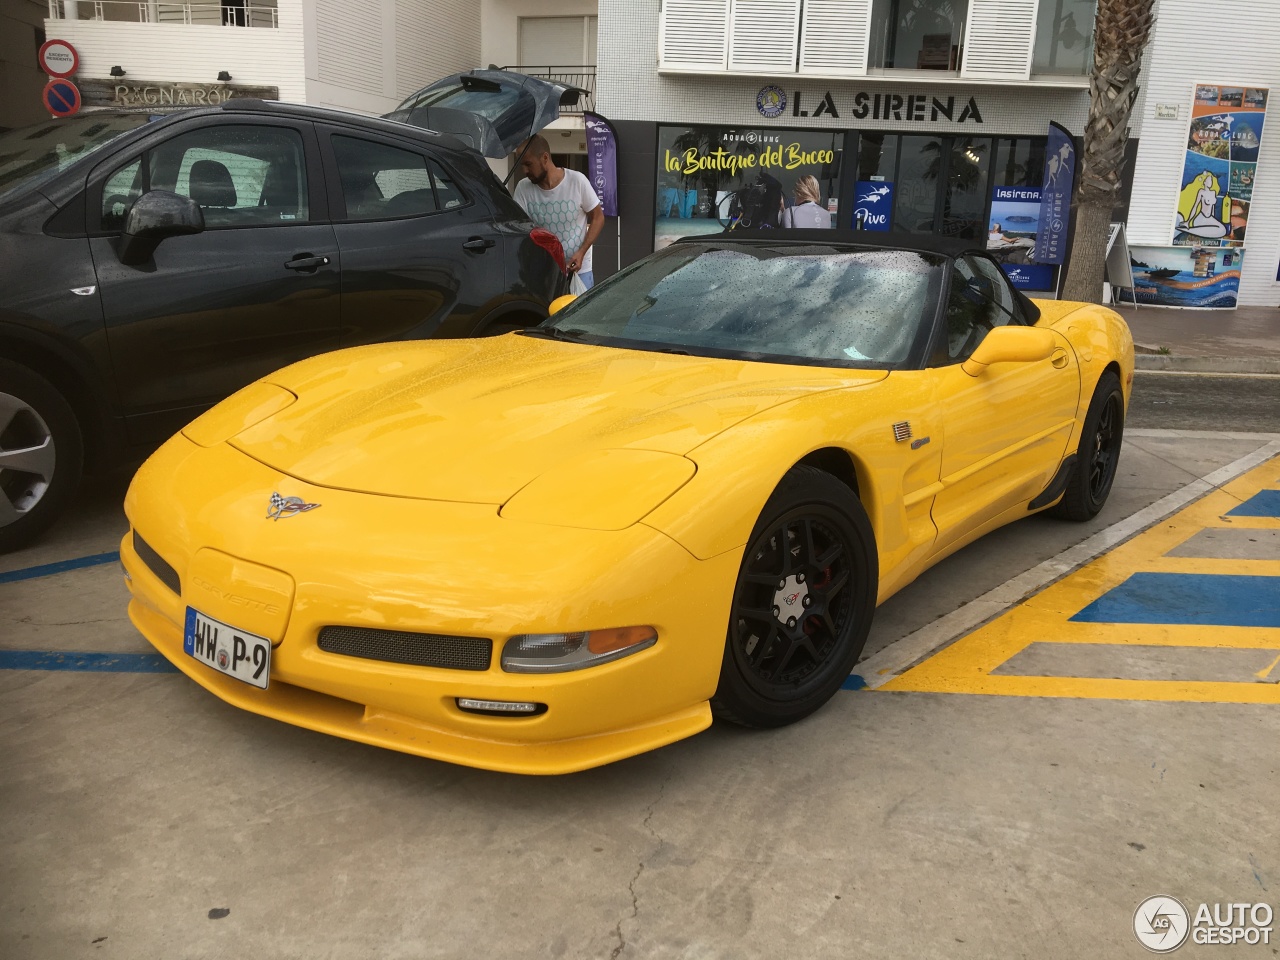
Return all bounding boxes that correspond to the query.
[848,435,1280,692]
[0,650,177,673]
[877,452,1280,703]
[0,551,120,584]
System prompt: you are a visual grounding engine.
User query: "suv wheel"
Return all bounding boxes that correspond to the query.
[0,359,83,553]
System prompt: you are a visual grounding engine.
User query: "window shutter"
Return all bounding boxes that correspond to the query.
[799,0,871,76]
[961,0,1039,81]
[728,0,801,74]
[660,0,730,71]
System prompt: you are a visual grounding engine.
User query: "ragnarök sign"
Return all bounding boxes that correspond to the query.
[78,78,280,108]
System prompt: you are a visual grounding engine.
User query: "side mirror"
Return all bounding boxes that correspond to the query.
[961,325,1056,376]
[548,294,577,316]
[117,190,205,266]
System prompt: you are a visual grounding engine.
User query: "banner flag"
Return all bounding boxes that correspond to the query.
[1033,122,1076,264]
[584,111,619,217]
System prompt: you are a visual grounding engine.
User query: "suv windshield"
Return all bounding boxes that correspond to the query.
[541,243,945,368]
[0,114,152,204]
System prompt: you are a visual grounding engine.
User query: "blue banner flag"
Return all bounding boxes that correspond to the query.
[1033,122,1075,264]
[584,111,618,217]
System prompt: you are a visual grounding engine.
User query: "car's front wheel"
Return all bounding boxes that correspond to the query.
[0,359,83,553]
[713,466,877,728]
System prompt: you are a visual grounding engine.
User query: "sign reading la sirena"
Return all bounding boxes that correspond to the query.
[79,78,279,108]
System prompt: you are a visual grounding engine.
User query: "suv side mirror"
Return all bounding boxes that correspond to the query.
[117,190,205,265]
[962,325,1056,376]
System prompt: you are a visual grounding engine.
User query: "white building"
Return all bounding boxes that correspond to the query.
[32,0,595,121]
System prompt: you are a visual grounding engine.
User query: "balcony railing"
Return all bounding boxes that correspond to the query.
[503,66,595,115]
[47,0,278,27]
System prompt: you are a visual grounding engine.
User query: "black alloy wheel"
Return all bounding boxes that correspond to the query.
[713,466,877,728]
[1050,370,1125,522]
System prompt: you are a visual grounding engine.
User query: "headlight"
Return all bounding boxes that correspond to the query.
[501,626,657,673]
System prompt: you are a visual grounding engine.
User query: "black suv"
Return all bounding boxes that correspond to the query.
[0,100,567,551]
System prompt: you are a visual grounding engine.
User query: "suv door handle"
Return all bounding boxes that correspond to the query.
[462,237,496,252]
[285,254,330,272]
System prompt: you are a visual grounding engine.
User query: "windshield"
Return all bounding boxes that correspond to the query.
[541,243,945,368]
[0,114,152,204]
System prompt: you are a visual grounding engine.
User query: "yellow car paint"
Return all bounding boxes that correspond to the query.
[124,300,1133,774]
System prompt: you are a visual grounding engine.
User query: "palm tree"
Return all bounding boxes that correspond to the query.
[1060,0,1155,302]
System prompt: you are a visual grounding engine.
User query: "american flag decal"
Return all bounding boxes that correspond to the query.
[267,492,321,520]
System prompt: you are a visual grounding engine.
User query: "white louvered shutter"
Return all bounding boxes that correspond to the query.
[799,0,872,76]
[728,0,802,74]
[660,0,730,71]
[961,0,1039,81]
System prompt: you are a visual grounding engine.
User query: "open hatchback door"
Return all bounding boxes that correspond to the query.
[384,69,587,158]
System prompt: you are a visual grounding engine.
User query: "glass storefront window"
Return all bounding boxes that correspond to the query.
[992,138,1048,189]
[655,126,842,249]
[1033,0,1097,76]
[869,0,970,72]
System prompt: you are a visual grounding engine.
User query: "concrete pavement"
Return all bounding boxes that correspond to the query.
[1110,303,1280,373]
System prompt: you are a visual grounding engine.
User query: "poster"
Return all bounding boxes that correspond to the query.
[988,185,1054,291]
[853,181,893,231]
[654,126,841,249]
[1173,83,1268,247]
[1130,245,1244,309]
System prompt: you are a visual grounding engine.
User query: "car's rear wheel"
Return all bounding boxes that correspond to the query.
[712,466,877,728]
[1049,370,1124,522]
[0,359,83,553]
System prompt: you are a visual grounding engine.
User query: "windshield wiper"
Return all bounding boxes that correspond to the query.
[518,327,593,342]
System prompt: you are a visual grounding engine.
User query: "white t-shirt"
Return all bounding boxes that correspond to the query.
[514,168,601,272]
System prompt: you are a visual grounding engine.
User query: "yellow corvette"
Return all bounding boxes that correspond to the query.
[122,233,1133,774]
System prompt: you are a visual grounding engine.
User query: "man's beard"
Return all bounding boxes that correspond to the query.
[530,168,548,186]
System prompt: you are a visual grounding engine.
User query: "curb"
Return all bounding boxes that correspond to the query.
[1134,354,1280,374]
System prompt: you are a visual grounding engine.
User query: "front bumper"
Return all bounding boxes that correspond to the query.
[123,436,739,774]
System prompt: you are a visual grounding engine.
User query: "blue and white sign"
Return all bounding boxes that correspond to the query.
[1033,122,1075,264]
[1000,263,1055,290]
[853,181,893,232]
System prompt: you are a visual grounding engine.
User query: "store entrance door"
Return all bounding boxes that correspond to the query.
[856,133,993,242]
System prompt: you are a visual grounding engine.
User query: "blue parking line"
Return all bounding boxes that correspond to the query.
[1070,573,1280,628]
[0,650,177,673]
[0,551,121,584]
[1227,490,1280,518]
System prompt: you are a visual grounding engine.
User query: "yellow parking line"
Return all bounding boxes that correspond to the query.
[880,455,1280,703]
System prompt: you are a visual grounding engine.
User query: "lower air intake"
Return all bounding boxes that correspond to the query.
[317,626,492,671]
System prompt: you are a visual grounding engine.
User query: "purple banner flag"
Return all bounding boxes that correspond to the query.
[584,111,618,217]
[1033,122,1076,265]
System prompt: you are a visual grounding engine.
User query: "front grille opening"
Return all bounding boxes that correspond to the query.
[317,626,492,671]
[133,530,181,595]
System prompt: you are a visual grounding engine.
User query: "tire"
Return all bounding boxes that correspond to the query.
[1049,370,1124,522]
[712,466,878,728]
[0,359,84,553]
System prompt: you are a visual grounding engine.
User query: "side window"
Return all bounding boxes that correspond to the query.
[332,136,439,220]
[101,158,144,231]
[942,257,1021,362]
[428,159,466,210]
[148,125,309,227]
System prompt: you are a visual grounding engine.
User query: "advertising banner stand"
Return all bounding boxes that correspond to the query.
[584,111,621,272]
[1106,222,1137,308]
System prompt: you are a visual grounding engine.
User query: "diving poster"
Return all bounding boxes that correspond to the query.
[1173,83,1268,247]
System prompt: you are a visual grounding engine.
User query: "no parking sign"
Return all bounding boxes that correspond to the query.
[43,78,82,117]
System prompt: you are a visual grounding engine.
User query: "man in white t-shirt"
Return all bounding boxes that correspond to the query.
[514,135,605,289]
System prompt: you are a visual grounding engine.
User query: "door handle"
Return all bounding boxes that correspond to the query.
[1051,348,1070,369]
[285,254,331,272]
[462,237,496,252]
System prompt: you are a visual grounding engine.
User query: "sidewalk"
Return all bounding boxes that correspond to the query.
[1108,303,1280,372]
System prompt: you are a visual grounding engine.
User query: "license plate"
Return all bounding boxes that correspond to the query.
[183,607,271,689]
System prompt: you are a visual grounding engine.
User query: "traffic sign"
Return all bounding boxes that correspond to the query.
[43,78,82,118]
[38,39,79,78]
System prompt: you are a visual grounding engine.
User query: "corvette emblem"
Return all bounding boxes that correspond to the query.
[267,492,321,520]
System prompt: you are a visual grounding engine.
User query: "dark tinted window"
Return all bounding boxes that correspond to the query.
[428,159,466,210]
[101,157,144,231]
[0,114,151,204]
[333,136,440,220]
[942,256,1022,361]
[148,125,309,227]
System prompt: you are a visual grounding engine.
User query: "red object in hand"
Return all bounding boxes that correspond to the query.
[530,228,566,274]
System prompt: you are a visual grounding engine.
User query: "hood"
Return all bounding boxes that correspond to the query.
[229,336,886,503]
[383,69,586,158]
